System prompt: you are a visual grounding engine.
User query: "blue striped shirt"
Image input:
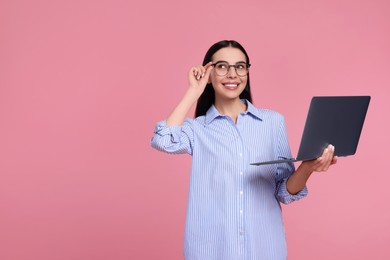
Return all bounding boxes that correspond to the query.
[151,100,308,260]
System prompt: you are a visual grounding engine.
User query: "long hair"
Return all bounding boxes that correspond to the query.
[195,40,253,117]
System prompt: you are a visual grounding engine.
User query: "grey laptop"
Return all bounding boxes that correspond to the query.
[251,96,371,166]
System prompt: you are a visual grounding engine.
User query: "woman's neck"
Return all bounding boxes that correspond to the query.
[214,98,247,123]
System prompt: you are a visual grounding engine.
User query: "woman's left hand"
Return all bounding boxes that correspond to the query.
[287,145,337,194]
[302,144,338,172]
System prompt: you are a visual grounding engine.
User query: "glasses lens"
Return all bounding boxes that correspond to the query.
[215,62,229,76]
[235,63,248,76]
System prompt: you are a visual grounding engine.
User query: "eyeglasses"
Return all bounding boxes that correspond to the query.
[211,61,250,77]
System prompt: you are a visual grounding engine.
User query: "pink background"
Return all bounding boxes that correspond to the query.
[1,0,389,259]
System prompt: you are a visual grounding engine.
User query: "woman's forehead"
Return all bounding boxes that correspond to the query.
[212,47,246,62]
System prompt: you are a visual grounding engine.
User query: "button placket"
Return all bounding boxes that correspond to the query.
[232,119,246,256]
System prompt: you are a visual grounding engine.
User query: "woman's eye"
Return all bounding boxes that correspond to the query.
[236,64,246,70]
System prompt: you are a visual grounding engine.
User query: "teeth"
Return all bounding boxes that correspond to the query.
[224,84,238,87]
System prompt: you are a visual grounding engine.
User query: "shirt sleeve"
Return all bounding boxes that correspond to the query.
[151,119,194,155]
[274,115,308,204]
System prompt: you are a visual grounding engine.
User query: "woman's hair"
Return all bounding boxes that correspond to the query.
[195,40,253,117]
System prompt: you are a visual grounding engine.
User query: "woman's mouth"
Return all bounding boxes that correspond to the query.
[222,83,239,90]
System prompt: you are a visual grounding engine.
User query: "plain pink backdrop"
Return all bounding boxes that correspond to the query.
[1,0,389,259]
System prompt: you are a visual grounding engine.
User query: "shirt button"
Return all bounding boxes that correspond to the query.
[240,191,243,195]
[240,172,243,175]
[240,210,243,214]
[239,153,242,157]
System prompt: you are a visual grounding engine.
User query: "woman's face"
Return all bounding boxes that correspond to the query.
[209,47,248,102]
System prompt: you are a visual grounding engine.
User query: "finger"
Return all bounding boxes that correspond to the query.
[313,145,329,171]
[323,146,333,171]
[192,63,211,79]
[203,63,213,79]
[322,145,335,171]
[191,67,199,77]
[188,67,202,87]
[192,67,200,80]
[199,65,206,78]
[315,147,327,171]
[204,61,213,70]
[196,66,206,80]
[199,62,212,78]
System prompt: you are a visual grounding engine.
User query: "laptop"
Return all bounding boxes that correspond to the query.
[251,96,371,166]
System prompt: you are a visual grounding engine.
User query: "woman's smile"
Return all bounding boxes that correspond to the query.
[222,82,240,90]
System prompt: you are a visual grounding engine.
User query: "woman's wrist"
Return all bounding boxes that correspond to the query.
[296,162,314,178]
[187,84,205,98]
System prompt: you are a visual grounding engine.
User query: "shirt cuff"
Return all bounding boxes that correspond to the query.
[154,120,184,143]
[276,178,308,204]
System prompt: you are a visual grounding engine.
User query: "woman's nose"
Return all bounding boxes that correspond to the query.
[226,66,238,78]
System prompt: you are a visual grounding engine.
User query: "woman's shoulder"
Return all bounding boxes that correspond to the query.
[247,101,285,122]
[258,107,284,118]
[193,115,207,126]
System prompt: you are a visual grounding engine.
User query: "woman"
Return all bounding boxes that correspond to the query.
[151,40,336,260]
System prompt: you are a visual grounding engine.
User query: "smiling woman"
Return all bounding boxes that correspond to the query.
[208,47,249,117]
[1,0,389,259]
[151,40,336,260]
[195,40,253,120]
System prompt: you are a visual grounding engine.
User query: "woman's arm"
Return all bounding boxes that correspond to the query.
[166,62,213,126]
[150,62,213,155]
[286,144,338,195]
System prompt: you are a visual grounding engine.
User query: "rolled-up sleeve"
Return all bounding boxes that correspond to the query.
[274,115,308,204]
[151,119,194,155]
[276,176,308,204]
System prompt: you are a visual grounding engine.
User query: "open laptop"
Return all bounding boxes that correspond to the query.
[251,96,371,166]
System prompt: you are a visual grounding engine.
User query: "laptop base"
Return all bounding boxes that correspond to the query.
[250,158,298,166]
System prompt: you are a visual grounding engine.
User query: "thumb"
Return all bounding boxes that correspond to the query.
[203,64,213,80]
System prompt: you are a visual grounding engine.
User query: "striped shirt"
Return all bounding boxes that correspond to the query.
[151,100,308,260]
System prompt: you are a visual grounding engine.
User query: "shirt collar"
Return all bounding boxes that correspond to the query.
[204,99,263,125]
[244,100,263,120]
[204,104,221,125]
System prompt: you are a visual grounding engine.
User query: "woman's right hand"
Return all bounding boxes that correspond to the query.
[165,62,213,126]
[188,62,213,94]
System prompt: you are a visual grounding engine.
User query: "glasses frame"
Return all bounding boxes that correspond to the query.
[211,61,251,77]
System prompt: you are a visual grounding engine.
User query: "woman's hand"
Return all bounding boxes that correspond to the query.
[165,62,213,126]
[188,62,213,94]
[301,144,338,172]
[286,145,337,194]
